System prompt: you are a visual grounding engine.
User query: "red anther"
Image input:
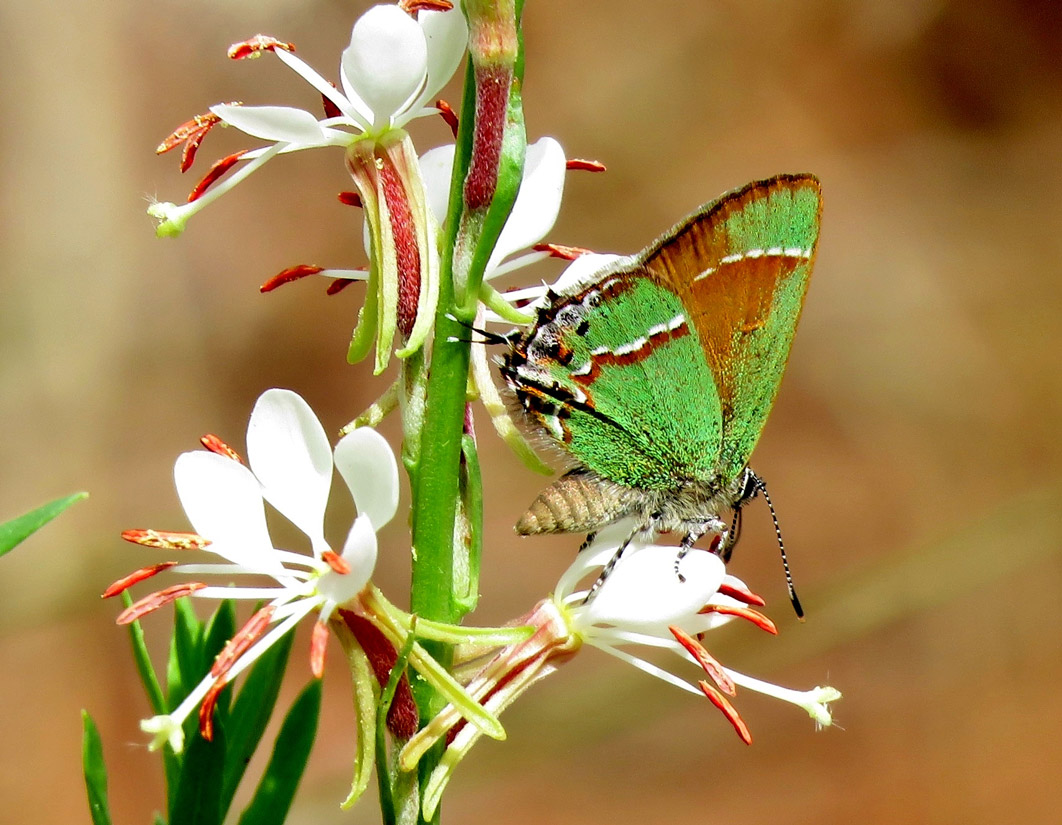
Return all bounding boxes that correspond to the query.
[699,603,778,635]
[212,605,275,677]
[156,111,221,156]
[200,434,244,463]
[120,529,211,550]
[187,150,248,202]
[717,582,767,607]
[260,264,324,293]
[322,550,351,575]
[198,678,228,741]
[337,191,363,208]
[339,610,419,738]
[532,242,594,260]
[698,680,752,745]
[326,277,358,296]
[116,582,207,625]
[101,562,179,599]
[309,620,329,679]
[566,158,606,173]
[400,0,454,15]
[435,98,459,138]
[227,35,296,61]
[670,625,735,695]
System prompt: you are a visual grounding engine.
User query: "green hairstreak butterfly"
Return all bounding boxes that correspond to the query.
[501,173,821,599]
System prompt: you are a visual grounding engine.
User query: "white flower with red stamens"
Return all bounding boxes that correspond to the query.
[149,5,467,238]
[401,530,841,818]
[108,388,400,753]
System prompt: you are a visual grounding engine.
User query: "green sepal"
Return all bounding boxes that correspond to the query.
[236,680,322,825]
[453,433,483,616]
[169,718,227,825]
[0,491,87,557]
[375,623,418,825]
[478,282,534,325]
[220,629,295,820]
[347,259,381,365]
[81,710,113,825]
[340,640,377,811]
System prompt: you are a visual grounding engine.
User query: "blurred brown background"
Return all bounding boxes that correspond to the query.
[3,0,1062,822]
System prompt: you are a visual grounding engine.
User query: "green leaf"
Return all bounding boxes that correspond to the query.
[220,629,294,820]
[81,711,113,825]
[170,598,204,708]
[121,591,167,715]
[170,720,227,825]
[236,680,322,825]
[0,492,87,557]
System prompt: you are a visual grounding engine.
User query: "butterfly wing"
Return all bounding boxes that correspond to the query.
[642,174,822,482]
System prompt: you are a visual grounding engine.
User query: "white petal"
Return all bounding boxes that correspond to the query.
[246,389,332,552]
[342,6,428,124]
[553,518,642,601]
[486,138,566,275]
[548,253,626,295]
[320,513,377,605]
[333,427,400,530]
[272,47,372,130]
[582,547,726,631]
[419,143,456,225]
[173,451,282,574]
[210,104,329,146]
[406,4,469,117]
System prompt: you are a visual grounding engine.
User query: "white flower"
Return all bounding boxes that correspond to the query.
[149,4,468,237]
[556,528,842,737]
[112,388,400,753]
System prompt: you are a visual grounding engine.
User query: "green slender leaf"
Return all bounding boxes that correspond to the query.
[81,711,113,825]
[236,680,322,825]
[170,599,203,707]
[121,591,167,715]
[219,630,295,819]
[170,720,227,825]
[0,492,87,557]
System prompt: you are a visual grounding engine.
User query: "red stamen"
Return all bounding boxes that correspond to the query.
[339,610,419,738]
[670,625,735,695]
[326,277,358,296]
[337,190,363,207]
[227,35,296,61]
[101,562,179,599]
[212,605,276,677]
[532,242,594,260]
[121,529,211,550]
[698,680,752,745]
[309,620,329,679]
[400,0,454,14]
[322,550,351,575]
[435,98,459,138]
[116,582,207,625]
[716,582,767,607]
[198,678,227,741]
[187,150,248,202]
[698,604,778,635]
[260,264,324,293]
[199,434,244,463]
[566,158,606,173]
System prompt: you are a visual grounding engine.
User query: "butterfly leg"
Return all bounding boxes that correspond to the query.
[674,517,727,582]
[581,513,661,604]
